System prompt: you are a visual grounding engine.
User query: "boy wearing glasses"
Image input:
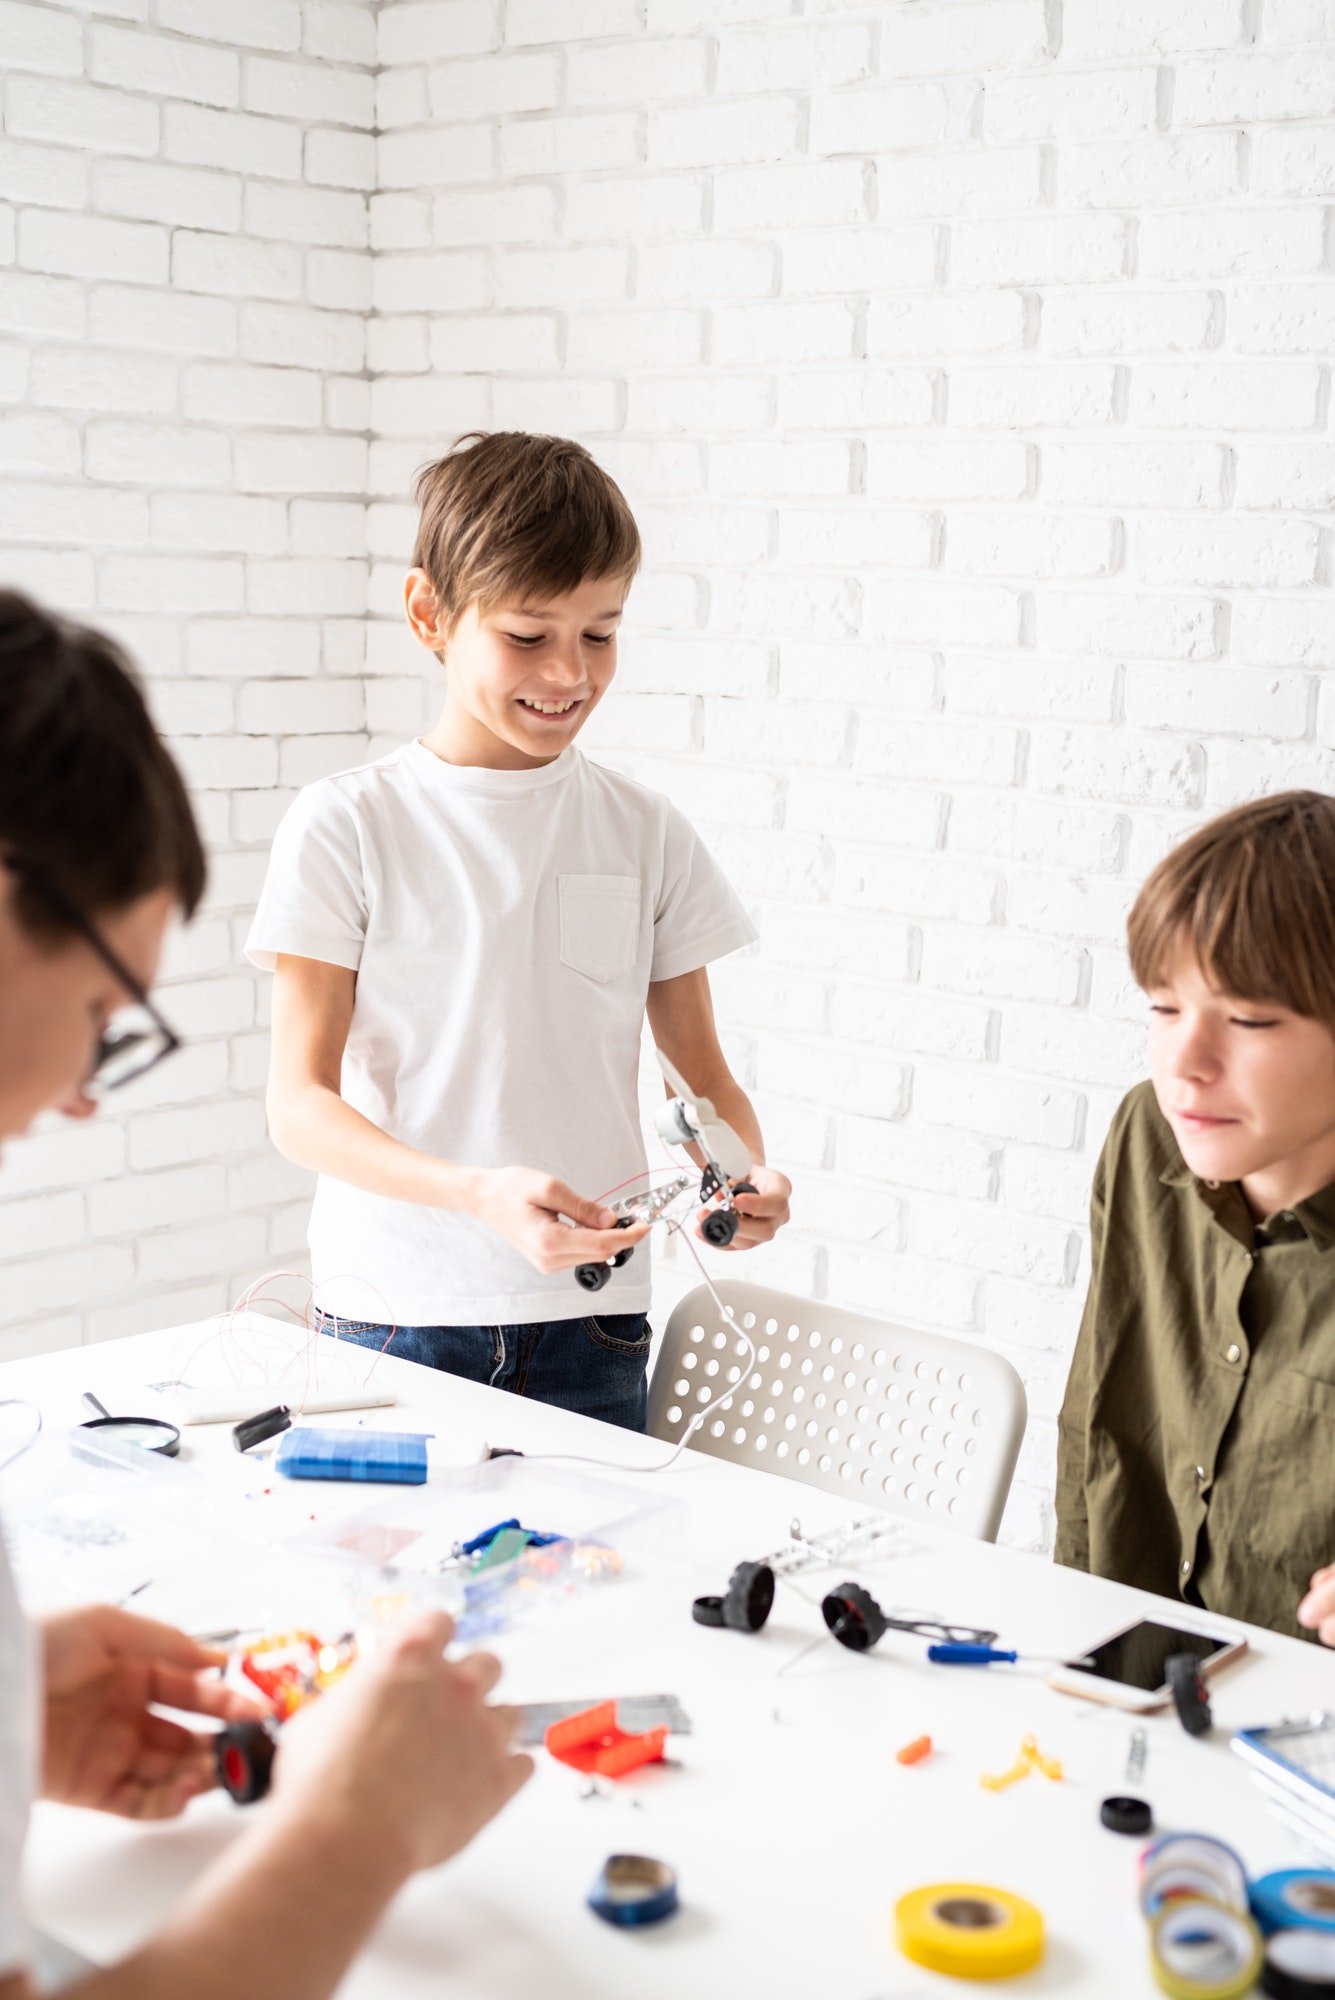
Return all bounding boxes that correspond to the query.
[1055,792,1335,1645]
[0,592,530,2000]
[248,430,791,1428]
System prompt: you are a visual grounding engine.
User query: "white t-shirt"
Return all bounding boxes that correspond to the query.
[0,1531,35,1978]
[247,743,757,1326]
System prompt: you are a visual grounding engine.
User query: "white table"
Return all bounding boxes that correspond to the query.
[5,1314,1335,2000]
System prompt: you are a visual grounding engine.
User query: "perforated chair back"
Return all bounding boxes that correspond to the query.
[648,1281,1027,1542]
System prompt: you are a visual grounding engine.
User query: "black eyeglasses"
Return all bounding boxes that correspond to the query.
[4,857,182,1092]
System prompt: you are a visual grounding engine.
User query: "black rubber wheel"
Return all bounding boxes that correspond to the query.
[216,1720,279,1804]
[702,1209,739,1248]
[821,1581,888,1653]
[1166,1653,1213,1736]
[723,1560,775,1632]
[575,1261,611,1292]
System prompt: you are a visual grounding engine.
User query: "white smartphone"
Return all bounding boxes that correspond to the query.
[1047,1616,1248,1711]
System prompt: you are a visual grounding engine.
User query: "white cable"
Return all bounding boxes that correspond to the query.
[0,1398,42,1474]
[515,1220,756,1476]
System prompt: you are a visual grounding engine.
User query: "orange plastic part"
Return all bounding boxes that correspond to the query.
[896,1735,933,1766]
[543,1700,668,1778]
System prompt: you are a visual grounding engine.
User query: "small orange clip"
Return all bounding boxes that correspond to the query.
[896,1735,933,1766]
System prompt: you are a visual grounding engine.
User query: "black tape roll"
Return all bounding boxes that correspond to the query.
[1101,1795,1152,1836]
[1264,1929,1335,1998]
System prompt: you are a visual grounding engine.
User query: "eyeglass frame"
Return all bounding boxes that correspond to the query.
[2,854,182,1090]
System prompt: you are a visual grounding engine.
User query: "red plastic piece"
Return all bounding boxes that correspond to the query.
[543,1700,668,1778]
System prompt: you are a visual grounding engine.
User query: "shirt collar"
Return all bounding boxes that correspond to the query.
[1159,1159,1335,1251]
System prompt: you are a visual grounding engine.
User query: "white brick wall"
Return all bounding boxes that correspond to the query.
[364,0,1335,1553]
[0,0,377,1355]
[1,0,1333,1558]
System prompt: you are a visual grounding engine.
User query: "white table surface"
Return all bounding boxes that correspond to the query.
[5,1313,1335,2000]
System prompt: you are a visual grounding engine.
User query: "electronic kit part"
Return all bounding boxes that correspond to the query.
[274,1426,429,1485]
[79,1392,181,1458]
[517,1696,690,1746]
[154,1380,396,1425]
[1128,1727,1149,1785]
[1139,1836,1250,1921]
[544,1701,669,1779]
[1263,1928,1335,1997]
[574,1214,638,1294]
[979,1735,1063,1792]
[215,1719,279,1805]
[1168,1651,1215,1736]
[231,1405,291,1453]
[896,1735,933,1766]
[821,1581,887,1653]
[572,1053,757,1290]
[587,1855,679,1929]
[1148,1897,1264,2000]
[928,1642,1089,1668]
[1102,1796,1153,1837]
[692,1560,775,1633]
[755,1513,906,1578]
[894,1884,1044,1980]
[1252,1872,1335,1938]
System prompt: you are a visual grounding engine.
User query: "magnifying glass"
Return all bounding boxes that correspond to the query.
[80,1392,181,1458]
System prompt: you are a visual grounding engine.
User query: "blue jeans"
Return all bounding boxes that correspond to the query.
[315,1310,651,1433]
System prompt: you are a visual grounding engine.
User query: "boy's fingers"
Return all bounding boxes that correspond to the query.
[547,1184,618,1230]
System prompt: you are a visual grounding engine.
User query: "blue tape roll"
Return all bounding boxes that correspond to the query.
[1253,1873,1335,1938]
[587,1854,679,1928]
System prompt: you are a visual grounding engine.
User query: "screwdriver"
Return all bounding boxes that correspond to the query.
[927,1643,1091,1667]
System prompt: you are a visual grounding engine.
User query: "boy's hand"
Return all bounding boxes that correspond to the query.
[40,1605,266,1820]
[272,1612,532,1875]
[468,1166,651,1275]
[698,1164,792,1251]
[1297,1563,1335,1646]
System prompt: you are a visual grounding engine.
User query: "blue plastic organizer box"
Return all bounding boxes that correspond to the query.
[274,1427,429,1485]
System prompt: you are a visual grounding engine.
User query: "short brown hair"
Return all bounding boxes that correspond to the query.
[1127,791,1335,1031]
[411,431,641,631]
[0,590,206,939]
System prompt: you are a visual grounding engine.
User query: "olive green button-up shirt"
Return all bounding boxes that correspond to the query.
[1055,1079,1335,1642]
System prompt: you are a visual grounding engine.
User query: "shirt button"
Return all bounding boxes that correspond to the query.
[1195,1465,1206,1481]
[1181,1559,1191,1576]
[1282,1210,1296,1223]
[1225,1343,1241,1364]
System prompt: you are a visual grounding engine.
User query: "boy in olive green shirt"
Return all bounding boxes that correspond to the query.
[1056,791,1335,1645]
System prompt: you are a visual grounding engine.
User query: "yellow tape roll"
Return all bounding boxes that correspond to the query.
[895,1883,1045,1980]
[1149,1898,1264,2000]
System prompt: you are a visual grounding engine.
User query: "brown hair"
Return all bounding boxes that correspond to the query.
[0,590,206,939]
[411,431,641,632]
[1127,791,1335,1031]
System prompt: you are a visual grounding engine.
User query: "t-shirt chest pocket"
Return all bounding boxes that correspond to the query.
[558,874,641,983]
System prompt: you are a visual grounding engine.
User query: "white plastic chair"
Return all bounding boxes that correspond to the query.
[647,1281,1027,1542]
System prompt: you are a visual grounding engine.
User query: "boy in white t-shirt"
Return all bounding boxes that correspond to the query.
[248,431,791,1429]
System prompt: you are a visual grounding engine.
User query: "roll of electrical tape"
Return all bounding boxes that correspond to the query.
[1263,1927,1335,1997]
[1141,1835,1250,1920]
[587,1854,679,1929]
[1254,1873,1335,1938]
[894,1884,1044,1980]
[1102,1795,1153,1836]
[1149,1898,1264,2000]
